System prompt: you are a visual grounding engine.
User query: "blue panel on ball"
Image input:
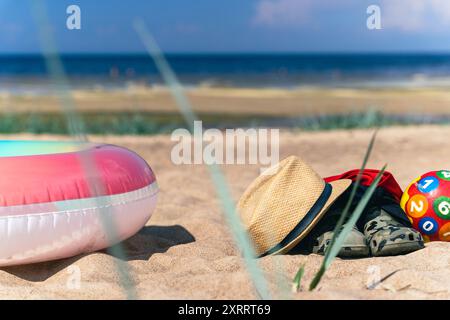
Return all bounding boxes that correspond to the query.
[418,176,439,194]
[419,217,438,235]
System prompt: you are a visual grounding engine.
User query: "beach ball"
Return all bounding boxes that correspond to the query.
[401,170,450,242]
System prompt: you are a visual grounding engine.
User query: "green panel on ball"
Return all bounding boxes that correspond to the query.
[437,170,450,181]
[434,196,450,220]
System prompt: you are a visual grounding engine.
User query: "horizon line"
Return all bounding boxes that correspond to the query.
[1,50,450,56]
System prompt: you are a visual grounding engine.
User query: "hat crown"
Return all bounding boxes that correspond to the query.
[238,156,326,255]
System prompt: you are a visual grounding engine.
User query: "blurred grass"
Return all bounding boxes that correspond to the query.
[0,110,448,135]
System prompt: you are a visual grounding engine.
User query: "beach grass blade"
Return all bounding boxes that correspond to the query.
[30,1,86,141]
[309,164,387,291]
[133,19,274,300]
[291,129,378,291]
[292,264,305,293]
[322,130,378,262]
[292,131,378,290]
[31,0,137,299]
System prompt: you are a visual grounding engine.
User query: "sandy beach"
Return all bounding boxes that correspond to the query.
[1,125,450,299]
[2,86,450,116]
[4,0,450,303]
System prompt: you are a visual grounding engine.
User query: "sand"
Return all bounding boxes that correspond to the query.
[2,86,450,116]
[1,125,450,299]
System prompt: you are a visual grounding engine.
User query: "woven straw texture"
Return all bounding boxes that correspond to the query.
[238,156,350,256]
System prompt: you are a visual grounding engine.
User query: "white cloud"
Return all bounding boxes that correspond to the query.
[382,0,450,31]
[252,0,450,32]
[252,0,313,26]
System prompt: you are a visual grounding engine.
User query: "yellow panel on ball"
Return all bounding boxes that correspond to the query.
[400,175,422,212]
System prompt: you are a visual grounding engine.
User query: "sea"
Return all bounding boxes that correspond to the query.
[2,53,450,94]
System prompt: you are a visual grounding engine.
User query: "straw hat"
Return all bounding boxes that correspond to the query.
[238,156,351,257]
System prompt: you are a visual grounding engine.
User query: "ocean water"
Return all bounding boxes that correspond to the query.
[1,53,450,92]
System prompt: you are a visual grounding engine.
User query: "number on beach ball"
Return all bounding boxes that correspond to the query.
[417,176,439,194]
[406,195,428,218]
[439,223,450,241]
[437,170,450,181]
[419,217,438,235]
[434,197,450,220]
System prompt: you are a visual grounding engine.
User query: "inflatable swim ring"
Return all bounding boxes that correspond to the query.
[0,141,158,267]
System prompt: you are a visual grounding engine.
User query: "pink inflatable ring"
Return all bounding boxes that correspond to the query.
[0,141,158,267]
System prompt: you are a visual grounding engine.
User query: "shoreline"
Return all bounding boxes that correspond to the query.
[2,86,450,116]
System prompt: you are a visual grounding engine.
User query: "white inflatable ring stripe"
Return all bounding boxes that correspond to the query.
[0,181,158,266]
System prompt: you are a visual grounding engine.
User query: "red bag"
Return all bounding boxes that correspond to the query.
[325,169,403,203]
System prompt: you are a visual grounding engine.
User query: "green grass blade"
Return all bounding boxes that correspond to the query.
[292,264,305,293]
[31,0,137,299]
[323,130,378,261]
[309,164,387,290]
[133,19,274,300]
[293,130,378,291]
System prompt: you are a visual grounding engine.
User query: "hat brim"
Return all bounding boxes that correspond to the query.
[270,178,352,256]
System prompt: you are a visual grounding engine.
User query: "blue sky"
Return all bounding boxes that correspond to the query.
[1,0,450,53]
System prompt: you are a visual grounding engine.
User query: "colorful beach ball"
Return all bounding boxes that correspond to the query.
[401,170,450,242]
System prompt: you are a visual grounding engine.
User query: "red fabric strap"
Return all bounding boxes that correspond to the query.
[324,169,403,202]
